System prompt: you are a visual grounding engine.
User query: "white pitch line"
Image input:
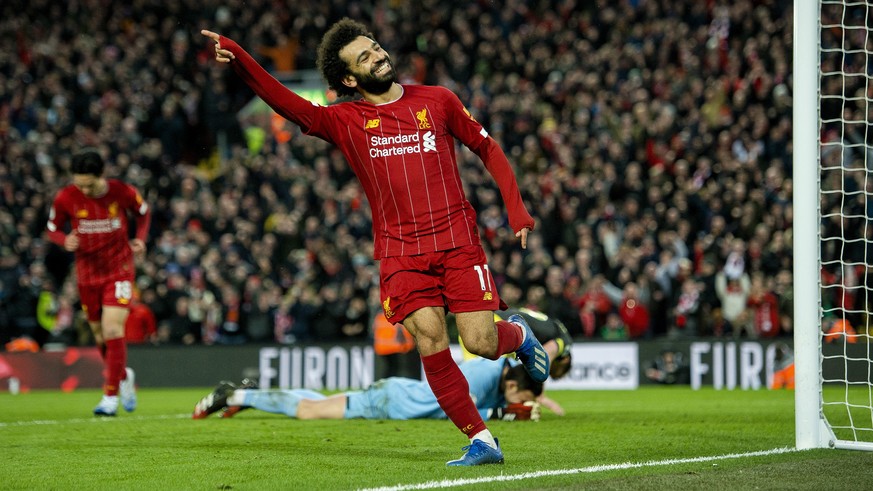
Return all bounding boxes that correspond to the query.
[358,447,802,491]
[0,413,191,428]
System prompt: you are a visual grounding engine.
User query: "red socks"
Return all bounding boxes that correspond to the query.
[491,320,524,359]
[103,338,127,396]
[421,349,486,437]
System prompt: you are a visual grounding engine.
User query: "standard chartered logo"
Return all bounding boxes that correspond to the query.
[369,131,436,157]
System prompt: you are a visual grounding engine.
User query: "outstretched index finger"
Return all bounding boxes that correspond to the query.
[201,30,220,43]
[516,227,530,249]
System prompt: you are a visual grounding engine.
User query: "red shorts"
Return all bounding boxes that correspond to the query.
[379,245,506,323]
[78,279,134,322]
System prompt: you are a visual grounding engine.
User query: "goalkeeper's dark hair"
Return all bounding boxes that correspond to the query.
[317,18,375,98]
[506,364,544,396]
[71,149,105,177]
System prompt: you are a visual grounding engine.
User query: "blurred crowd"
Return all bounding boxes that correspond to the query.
[1,0,817,350]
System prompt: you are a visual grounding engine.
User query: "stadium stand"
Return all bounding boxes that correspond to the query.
[0,0,796,347]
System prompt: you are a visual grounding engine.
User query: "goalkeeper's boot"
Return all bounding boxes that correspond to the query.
[446,438,504,466]
[93,395,119,417]
[221,378,258,418]
[509,314,550,383]
[120,367,137,413]
[192,381,237,419]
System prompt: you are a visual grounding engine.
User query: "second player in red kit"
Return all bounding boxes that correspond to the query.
[46,149,151,416]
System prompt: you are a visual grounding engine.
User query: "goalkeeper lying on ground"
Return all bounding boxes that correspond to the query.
[460,307,573,415]
[193,357,543,422]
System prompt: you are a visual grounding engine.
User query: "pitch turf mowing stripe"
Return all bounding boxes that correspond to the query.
[0,413,191,428]
[359,447,802,491]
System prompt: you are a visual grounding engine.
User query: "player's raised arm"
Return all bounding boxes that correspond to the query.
[200,29,321,135]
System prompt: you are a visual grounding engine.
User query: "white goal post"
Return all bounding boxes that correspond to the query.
[794,0,873,451]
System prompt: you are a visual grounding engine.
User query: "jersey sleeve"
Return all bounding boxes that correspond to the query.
[122,182,151,242]
[219,35,334,144]
[441,87,488,149]
[473,138,535,233]
[440,88,535,233]
[45,190,70,247]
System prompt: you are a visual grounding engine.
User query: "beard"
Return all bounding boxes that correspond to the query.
[355,58,397,94]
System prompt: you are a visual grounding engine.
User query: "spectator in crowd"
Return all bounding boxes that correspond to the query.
[125,290,158,345]
[823,313,859,344]
[158,297,201,345]
[645,350,690,385]
[746,272,780,338]
[601,277,651,339]
[600,312,629,341]
[576,276,612,338]
[670,276,704,338]
[715,249,753,338]
[770,342,795,390]
[372,311,418,380]
[773,269,794,336]
[6,261,45,347]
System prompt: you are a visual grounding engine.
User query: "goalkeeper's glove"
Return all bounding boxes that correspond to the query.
[488,401,541,422]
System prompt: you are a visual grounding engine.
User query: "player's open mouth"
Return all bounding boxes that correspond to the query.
[374,61,390,75]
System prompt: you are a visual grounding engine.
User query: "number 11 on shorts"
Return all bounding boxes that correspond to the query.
[473,264,492,291]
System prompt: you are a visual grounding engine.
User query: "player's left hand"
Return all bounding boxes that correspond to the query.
[130,238,146,259]
[515,227,531,249]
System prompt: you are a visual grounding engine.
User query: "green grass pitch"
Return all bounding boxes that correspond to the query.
[2,387,872,490]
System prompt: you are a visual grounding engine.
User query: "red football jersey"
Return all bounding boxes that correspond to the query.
[223,36,534,259]
[311,84,489,257]
[46,179,150,286]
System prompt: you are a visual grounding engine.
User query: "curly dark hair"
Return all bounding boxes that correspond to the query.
[316,18,375,98]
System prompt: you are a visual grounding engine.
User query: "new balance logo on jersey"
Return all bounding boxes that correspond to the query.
[422,131,436,152]
[365,118,380,129]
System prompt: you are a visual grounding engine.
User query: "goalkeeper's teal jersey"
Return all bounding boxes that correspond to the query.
[345,357,513,420]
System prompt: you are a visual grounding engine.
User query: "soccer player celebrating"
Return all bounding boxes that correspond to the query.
[201,18,550,466]
[46,149,151,416]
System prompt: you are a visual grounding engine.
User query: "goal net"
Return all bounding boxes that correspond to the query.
[795,0,873,451]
